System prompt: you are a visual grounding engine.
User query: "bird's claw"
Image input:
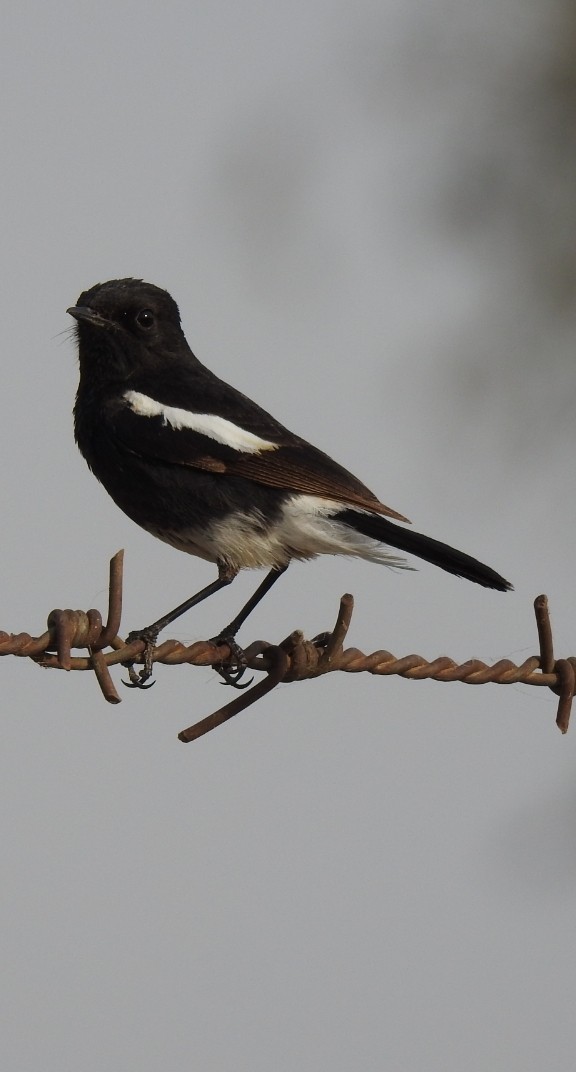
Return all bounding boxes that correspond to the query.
[121,627,159,689]
[218,665,254,689]
[120,627,254,690]
[123,670,156,690]
[211,635,254,689]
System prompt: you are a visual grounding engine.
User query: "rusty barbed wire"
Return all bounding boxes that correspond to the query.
[0,551,573,742]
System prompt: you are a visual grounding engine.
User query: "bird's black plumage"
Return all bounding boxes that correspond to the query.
[69,278,511,683]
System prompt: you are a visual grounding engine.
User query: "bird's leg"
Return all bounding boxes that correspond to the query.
[214,564,289,641]
[212,564,289,688]
[123,563,238,688]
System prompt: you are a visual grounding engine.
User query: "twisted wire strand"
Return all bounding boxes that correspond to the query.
[0,552,572,740]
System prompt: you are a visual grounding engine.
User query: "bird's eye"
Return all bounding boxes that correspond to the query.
[135,309,155,330]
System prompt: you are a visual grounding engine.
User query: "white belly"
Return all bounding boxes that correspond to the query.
[150,495,408,572]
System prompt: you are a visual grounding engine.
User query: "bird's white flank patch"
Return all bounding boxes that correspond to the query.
[123,390,279,454]
[205,495,410,570]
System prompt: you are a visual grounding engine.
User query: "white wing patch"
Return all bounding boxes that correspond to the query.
[123,390,279,454]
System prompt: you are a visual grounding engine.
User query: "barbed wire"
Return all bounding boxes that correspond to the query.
[0,551,572,742]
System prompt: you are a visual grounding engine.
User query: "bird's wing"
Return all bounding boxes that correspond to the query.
[225,446,409,521]
[105,377,410,523]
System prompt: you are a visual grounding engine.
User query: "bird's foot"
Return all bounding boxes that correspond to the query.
[121,626,159,689]
[211,634,254,689]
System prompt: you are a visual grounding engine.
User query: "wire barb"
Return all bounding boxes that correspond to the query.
[0,553,573,740]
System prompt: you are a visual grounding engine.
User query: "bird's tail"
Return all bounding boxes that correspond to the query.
[336,509,512,591]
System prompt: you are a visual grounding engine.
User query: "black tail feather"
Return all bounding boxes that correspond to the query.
[337,509,512,592]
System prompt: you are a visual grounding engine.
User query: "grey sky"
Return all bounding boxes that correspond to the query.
[2,2,576,1069]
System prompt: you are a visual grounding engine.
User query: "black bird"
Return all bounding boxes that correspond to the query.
[69,278,511,686]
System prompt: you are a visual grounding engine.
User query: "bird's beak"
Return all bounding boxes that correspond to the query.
[67,305,110,328]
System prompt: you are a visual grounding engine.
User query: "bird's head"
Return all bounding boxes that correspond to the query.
[68,278,190,382]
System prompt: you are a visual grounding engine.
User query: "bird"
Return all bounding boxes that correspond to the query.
[68,278,511,687]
